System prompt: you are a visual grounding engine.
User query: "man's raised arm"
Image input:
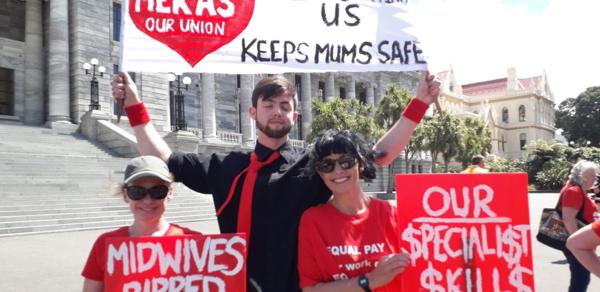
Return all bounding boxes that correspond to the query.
[112,72,172,162]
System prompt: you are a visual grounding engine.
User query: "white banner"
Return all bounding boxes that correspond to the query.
[121,0,428,73]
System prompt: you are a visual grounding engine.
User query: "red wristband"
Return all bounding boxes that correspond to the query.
[125,102,150,127]
[402,97,429,123]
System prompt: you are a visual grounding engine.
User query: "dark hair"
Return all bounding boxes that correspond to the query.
[305,129,378,180]
[471,155,484,165]
[251,75,298,110]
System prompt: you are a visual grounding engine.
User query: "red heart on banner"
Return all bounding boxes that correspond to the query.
[129,0,255,67]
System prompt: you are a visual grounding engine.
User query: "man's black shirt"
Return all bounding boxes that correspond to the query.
[168,142,331,292]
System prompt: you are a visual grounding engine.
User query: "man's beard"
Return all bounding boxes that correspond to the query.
[256,119,292,139]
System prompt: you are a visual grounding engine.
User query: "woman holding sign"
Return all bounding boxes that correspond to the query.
[298,130,410,292]
[558,160,599,292]
[81,156,201,292]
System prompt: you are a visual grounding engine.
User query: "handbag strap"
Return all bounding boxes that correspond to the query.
[556,183,587,223]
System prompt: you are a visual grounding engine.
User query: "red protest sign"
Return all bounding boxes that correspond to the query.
[396,173,534,292]
[104,233,246,292]
[128,0,255,67]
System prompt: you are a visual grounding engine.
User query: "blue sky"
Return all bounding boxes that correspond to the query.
[408,0,600,105]
[501,0,549,14]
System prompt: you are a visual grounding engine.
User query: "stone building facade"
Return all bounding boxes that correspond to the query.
[437,67,556,159]
[0,1,419,133]
[1,1,557,165]
[1,1,432,192]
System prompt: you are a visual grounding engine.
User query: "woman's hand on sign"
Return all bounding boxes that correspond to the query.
[366,252,410,288]
[112,72,141,108]
[415,71,441,106]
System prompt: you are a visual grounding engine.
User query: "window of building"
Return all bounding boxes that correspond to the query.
[297,114,303,140]
[169,88,175,128]
[295,75,302,101]
[411,164,417,173]
[358,88,367,104]
[0,67,14,116]
[238,103,242,133]
[520,133,527,149]
[502,107,509,123]
[418,165,423,173]
[290,114,302,140]
[318,81,325,101]
[519,105,526,122]
[339,87,346,99]
[112,3,121,42]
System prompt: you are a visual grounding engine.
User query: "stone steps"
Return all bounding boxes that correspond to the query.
[0,205,207,222]
[0,122,216,237]
[0,214,214,237]
[0,208,214,228]
[0,197,211,212]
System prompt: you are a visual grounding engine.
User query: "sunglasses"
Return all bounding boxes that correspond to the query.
[315,155,358,173]
[126,185,169,201]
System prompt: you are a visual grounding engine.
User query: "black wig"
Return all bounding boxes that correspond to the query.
[304,129,378,180]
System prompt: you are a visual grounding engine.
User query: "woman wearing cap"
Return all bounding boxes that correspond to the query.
[81,156,201,292]
[298,130,410,292]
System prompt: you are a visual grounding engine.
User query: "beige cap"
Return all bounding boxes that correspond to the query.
[124,156,172,184]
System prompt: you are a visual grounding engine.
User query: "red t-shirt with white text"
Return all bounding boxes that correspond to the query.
[298,198,403,291]
[81,224,201,282]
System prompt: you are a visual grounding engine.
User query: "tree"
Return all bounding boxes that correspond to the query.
[556,86,600,147]
[456,116,493,169]
[374,85,426,194]
[524,139,570,187]
[487,157,527,173]
[403,125,428,173]
[422,111,461,173]
[308,98,382,143]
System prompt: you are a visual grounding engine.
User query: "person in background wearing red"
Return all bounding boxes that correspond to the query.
[559,160,599,292]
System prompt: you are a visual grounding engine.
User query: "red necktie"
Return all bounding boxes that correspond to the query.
[216,151,281,241]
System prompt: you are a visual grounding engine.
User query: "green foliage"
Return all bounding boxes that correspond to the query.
[374,85,412,129]
[487,158,527,173]
[374,85,421,193]
[308,98,383,143]
[534,158,572,190]
[555,86,600,147]
[524,139,569,184]
[421,111,461,172]
[566,146,600,163]
[456,116,493,168]
[521,139,600,190]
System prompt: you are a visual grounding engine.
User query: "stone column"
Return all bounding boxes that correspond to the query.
[325,73,335,102]
[301,73,312,140]
[347,74,356,99]
[201,73,218,142]
[366,82,375,106]
[240,74,255,145]
[24,0,44,125]
[47,0,71,125]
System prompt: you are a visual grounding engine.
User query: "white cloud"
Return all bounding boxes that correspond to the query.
[409,0,600,105]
